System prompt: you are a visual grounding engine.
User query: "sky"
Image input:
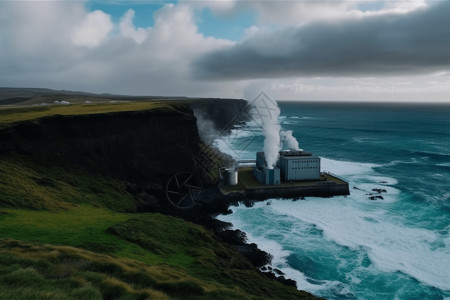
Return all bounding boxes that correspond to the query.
[0,0,449,102]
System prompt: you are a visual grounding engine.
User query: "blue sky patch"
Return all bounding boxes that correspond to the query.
[197,7,256,41]
[85,1,173,28]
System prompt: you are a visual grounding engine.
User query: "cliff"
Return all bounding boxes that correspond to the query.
[0,96,319,299]
[0,100,247,210]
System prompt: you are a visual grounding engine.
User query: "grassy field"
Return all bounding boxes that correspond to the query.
[0,101,182,128]
[0,154,137,211]
[0,205,313,299]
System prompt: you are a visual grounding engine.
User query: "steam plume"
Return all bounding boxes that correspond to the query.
[263,120,281,169]
[193,108,218,144]
[281,130,299,151]
[249,94,281,169]
[249,93,301,169]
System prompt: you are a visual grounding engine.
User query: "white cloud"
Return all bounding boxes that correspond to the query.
[0,1,238,98]
[119,9,148,44]
[0,0,448,102]
[72,10,113,48]
[249,75,450,102]
[199,0,432,26]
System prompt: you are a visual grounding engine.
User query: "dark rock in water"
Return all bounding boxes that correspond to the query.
[260,266,268,272]
[369,195,384,200]
[379,181,388,184]
[267,266,273,271]
[353,186,361,190]
[291,196,305,202]
[276,276,297,288]
[266,201,272,206]
[217,229,247,245]
[243,200,255,207]
[235,243,273,267]
[372,188,387,194]
[273,268,285,276]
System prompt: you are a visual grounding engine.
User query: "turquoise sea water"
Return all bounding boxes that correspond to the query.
[216,102,450,299]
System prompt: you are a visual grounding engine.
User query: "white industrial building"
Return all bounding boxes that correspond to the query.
[277,150,321,181]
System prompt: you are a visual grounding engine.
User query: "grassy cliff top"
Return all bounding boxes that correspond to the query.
[0,101,183,127]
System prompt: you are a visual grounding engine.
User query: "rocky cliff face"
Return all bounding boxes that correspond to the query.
[0,100,246,200]
[1,106,196,188]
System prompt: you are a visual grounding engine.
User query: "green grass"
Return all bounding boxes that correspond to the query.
[0,101,179,128]
[0,209,316,299]
[0,154,137,212]
[0,206,196,268]
[0,239,215,300]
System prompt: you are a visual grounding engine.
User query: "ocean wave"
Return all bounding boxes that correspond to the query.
[363,176,398,185]
[381,158,420,167]
[437,163,450,168]
[352,137,383,144]
[321,157,379,177]
[217,207,356,298]
[267,199,450,291]
[217,155,450,296]
[410,150,450,159]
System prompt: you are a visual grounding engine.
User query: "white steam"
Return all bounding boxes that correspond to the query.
[281,130,300,151]
[263,120,281,169]
[249,93,301,169]
[193,108,218,144]
[249,94,282,169]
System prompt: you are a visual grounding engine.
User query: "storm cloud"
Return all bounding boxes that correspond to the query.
[192,1,450,80]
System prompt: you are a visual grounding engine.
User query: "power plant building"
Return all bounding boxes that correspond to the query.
[277,150,320,181]
[253,166,281,185]
[254,152,281,185]
[254,150,321,185]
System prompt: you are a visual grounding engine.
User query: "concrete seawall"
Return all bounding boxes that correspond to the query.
[245,181,349,199]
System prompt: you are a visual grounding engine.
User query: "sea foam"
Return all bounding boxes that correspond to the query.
[218,156,450,293]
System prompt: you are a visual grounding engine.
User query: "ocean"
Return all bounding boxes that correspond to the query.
[215,102,450,300]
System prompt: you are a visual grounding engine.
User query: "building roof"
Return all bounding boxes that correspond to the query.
[280,150,314,157]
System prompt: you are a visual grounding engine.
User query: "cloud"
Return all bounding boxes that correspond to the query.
[0,2,237,97]
[119,9,148,44]
[192,1,450,80]
[199,0,430,25]
[242,75,450,102]
[73,10,113,48]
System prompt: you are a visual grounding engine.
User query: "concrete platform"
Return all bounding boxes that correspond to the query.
[219,167,349,199]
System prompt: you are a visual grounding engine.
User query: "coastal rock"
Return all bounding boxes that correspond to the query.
[276,276,297,288]
[274,268,285,276]
[235,243,273,267]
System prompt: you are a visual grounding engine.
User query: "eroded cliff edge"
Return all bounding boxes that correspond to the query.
[0,98,320,299]
[0,101,244,209]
